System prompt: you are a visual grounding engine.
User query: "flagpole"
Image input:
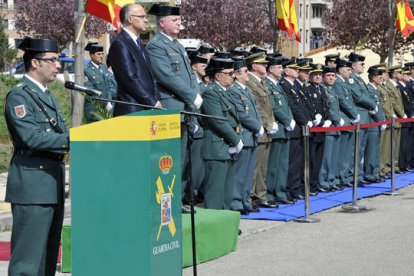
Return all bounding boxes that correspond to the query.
[387,0,397,67]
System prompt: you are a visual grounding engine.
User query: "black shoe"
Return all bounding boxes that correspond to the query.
[234,209,250,215]
[359,179,369,185]
[343,182,353,187]
[259,201,279,208]
[293,194,305,200]
[275,198,295,205]
[330,185,340,191]
[316,187,329,193]
[247,206,260,213]
[396,170,404,174]
[181,205,193,214]
[238,229,242,235]
[377,177,385,182]
[309,191,318,196]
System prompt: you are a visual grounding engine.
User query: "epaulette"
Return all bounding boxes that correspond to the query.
[306,83,311,87]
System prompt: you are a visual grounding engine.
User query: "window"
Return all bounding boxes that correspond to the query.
[300,4,303,18]
[2,19,8,29]
[306,4,309,19]
[312,6,323,18]
[306,30,309,44]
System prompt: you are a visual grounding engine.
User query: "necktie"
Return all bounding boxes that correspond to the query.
[136,37,146,62]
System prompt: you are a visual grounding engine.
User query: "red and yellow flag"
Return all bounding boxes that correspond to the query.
[276,0,300,42]
[85,0,135,31]
[396,0,414,37]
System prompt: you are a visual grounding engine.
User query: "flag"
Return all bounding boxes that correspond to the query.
[85,0,135,31]
[276,0,301,42]
[396,0,414,37]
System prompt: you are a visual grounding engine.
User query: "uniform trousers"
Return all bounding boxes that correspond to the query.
[398,125,411,170]
[9,204,64,276]
[319,133,341,189]
[266,138,290,201]
[203,159,235,210]
[231,146,257,211]
[339,132,354,185]
[309,135,325,191]
[287,138,304,197]
[364,130,381,181]
[252,142,271,203]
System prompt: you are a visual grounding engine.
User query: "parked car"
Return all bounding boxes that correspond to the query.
[5,54,89,83]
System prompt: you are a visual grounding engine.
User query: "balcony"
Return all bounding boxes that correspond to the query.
[311,0,331,5]
[311,17,324,29]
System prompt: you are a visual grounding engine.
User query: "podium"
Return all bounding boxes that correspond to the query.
[70,110,182,276]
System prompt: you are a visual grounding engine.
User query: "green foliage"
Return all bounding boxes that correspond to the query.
[0,18,18,72]
[0,78,72,172]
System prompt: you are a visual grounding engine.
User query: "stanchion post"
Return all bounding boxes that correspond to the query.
[342,123,369,212]
[385,117,403,196]
[295,125,320,223]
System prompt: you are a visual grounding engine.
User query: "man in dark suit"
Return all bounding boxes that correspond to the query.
[4,37,69,276]
[108,3,160,117]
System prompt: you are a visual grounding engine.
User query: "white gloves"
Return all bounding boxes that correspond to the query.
[192,124,199,134]
[322,120,332,128]
[194,93,203,109]
[306,121,313,128]
[285,119,296,131]
[392,114,397,118]
[228,140,244,154]
[403,114,408,119]
[255,126,265,138]
[350,114,360,124]
[268,122,279,134]
[313,113,322,126]
[380,124,387,131]
[339,118,345,126]
[105,102,113,111]
[154,101,162,108]
[369,105,378,115]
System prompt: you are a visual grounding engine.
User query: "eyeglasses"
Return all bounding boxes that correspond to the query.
[36,57,60,64]
[220,71,235,76]
[130,14,147,19]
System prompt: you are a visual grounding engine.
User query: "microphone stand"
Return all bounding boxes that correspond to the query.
[76,92,225,275]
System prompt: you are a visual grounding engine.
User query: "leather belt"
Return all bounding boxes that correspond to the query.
[15,148,65,162]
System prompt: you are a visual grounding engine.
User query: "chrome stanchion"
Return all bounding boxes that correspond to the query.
[295,125,320,223]
[385,117,403,196]
[342,123,369,212]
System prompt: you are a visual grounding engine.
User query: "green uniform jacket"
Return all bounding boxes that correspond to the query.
[263,77,293,139]
[246,73,275,143]
[190,81,207,139]
[322,84,342,136]
[385,80,405,128]
[333,75,358,131]
[146,32,200,111]
[84,62,117,122]
[228,81,262,147]
[4,76,69,204]
[347,72,377,123]
[201,81,241,160]
[366,82,386,132]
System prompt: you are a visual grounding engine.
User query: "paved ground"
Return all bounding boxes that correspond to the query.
[0,171,413,275]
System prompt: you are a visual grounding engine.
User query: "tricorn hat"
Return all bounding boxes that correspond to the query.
[148,4,180,16]
[84,42,104,53]
[18,37,58,53]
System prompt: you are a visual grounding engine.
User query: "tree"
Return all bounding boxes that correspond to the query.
[0,17,17,71]
[14,0,108,49]
[180,0,275,50]
[323,0,414,62]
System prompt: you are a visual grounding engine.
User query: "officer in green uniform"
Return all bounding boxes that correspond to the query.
[333,59,360,186]
[201,58,242,209]
[325,53,340,67]
[147,4,203,213]
[229,58,263,214]
[347,53,378,183]
[84,42,117,123]
[264,57,296,204]
[320,66,344,190]
[365,67,387,182]
[4,37,69,276]
[187,54,209,202]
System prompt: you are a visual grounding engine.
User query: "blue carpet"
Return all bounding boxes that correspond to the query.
[241,172,414,221]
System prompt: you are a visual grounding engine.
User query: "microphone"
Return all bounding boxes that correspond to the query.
[64,81,102,97]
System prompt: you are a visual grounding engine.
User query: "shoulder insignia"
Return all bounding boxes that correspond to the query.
[348,78,354,84]
[16,83,23,87]
[14,104,26,118]
[84,76,89,83]
[306,83,311,87]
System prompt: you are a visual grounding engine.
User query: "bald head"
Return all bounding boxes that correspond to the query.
[119,4,148,35]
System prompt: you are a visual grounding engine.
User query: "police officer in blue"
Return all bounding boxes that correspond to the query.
[4,37,69,276]
[84,42,117,123]
[229,58,263,214]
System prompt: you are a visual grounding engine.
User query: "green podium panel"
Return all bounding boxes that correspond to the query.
[70,110,182,276]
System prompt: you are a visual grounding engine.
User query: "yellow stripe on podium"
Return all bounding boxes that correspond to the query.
[70,114,181,141]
